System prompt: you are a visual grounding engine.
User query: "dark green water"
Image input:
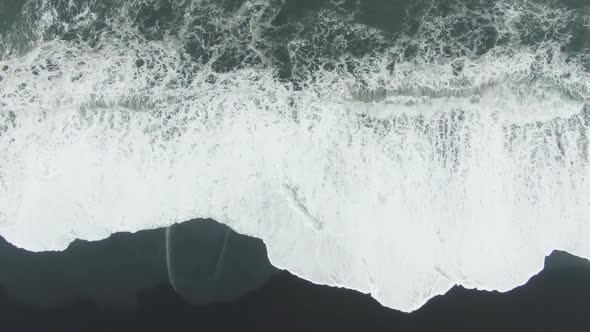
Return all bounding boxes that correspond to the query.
[2,0,588,77]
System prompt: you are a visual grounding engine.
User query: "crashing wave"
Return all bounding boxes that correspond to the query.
[1,0,590,312]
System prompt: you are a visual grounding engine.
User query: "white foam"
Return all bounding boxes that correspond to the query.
[1,0,590,312]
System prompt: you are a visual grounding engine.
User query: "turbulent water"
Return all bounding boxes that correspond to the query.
[1,0,590,312]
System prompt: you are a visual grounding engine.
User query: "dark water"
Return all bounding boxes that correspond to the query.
[0,220,589,332]
[2,0,589,77]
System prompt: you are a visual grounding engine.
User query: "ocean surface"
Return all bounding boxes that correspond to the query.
[1,0,590,329]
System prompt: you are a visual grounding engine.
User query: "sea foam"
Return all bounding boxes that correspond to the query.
[1,0,590,311]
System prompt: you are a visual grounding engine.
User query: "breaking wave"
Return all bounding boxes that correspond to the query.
[1,0,590,311]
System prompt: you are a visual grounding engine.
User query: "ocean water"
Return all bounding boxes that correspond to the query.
[1,0,590,312]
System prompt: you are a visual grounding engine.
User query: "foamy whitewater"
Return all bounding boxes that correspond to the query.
[1,0,590,311]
